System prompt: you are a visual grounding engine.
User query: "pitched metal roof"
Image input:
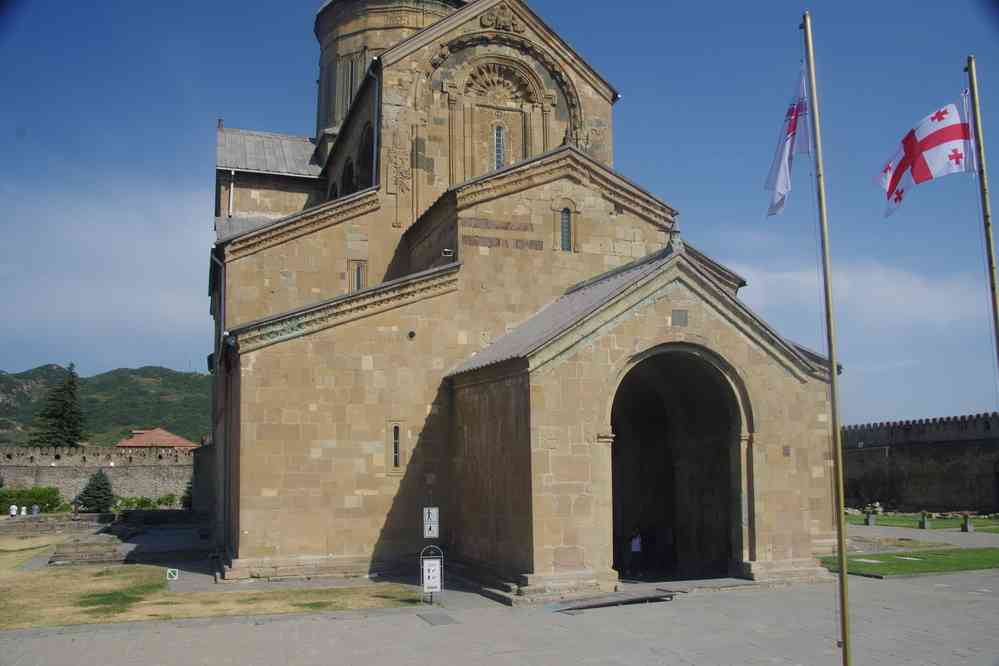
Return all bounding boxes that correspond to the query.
[449,246,678,376]
[448,242,830,379]
[216,127,322,178]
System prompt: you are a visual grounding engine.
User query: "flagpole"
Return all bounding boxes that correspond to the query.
[965,56,999,382]
[801,11,851,666]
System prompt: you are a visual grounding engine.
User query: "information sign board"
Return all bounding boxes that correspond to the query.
[422,557,442,593]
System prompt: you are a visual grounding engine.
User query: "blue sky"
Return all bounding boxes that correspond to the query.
[1,0,998,424]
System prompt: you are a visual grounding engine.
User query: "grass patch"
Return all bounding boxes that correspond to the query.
[846,514,999,530]
[0,534,69,572]
[77,577,167,616]
[0,562,423,630]
[294,601,335,611]
[979,526,999,534]
[821,547,999,577]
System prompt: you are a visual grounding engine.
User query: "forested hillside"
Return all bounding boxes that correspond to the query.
[0,365,210,447]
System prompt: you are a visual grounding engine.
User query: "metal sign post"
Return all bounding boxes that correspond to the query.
[420,545,443,605]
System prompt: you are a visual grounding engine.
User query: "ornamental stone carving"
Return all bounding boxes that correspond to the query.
[480,3,525,33]
[465,62,535,104]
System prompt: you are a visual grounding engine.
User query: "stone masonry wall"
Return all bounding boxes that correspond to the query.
[0,447,194,503]
[525,265,836,580]
[451,362,534,576]
[843,413,999,512]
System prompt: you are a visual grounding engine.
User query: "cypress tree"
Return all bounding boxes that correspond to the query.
[28,363,85,447]
[75,469,114,513]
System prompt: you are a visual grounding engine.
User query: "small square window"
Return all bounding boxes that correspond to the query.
[671,309,688,327]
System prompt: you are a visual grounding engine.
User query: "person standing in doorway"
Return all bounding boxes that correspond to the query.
[627,528,643,578]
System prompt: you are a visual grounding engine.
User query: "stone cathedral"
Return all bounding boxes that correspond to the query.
[207,0,836,598]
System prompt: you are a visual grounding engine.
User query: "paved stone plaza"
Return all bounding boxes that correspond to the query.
[2,572,996,665]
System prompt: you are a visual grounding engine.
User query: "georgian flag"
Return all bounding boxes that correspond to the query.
[879,92,975,216]
[765,71,811,216]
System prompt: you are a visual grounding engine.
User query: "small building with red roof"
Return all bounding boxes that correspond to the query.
[116,428,198,450]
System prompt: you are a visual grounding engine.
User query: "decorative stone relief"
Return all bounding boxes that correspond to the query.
[579,127,605,153]
[429,32,583,142]
[479,3,525,33]
[465,63,534,104]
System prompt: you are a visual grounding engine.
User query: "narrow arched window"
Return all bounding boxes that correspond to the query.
[560,208,572,252]
[494,126,505,171]
[392,425,401,468]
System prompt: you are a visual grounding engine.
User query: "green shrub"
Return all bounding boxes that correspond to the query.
[181,481,193,510]
[76,469,114,513]
[156,494,177,508]
[0,486,63,512]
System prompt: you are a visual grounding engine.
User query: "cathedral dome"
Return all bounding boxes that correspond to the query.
[313,0,467,135]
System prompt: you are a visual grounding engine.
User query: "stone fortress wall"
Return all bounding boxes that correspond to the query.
[0,446,194,503]
[843,413,999,512]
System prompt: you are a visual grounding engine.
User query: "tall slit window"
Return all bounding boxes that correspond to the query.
[560,208,572,252]
[392,425,401,468]
[494,126,505,172]
[348,259,367,293]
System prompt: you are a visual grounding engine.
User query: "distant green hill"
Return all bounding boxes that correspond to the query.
[0,365,210,447]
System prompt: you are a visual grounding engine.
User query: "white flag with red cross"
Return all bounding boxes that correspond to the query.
[765,71,811,216]
[879,92,976,216]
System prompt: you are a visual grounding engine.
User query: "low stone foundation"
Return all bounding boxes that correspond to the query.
[740,558,834,583]
[221,554,397,582]
[0,513,114,538]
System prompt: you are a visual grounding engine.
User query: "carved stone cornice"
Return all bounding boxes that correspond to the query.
[233,264,460,353]
[223,190,380,261]
[454,149,677,231]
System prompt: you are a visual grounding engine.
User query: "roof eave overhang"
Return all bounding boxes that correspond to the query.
[514,254,825,381]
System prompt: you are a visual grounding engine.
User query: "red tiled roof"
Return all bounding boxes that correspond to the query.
[115,428,198,449]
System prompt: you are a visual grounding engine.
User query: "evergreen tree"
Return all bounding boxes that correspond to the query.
[28,363,85,447]
[181,480,193,510]
[75,469,114,513]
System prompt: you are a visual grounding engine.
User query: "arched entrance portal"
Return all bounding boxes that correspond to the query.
[611,348,745,579]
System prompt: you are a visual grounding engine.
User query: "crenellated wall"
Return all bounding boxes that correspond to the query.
[843,413,999,512]
[0,447,195,503]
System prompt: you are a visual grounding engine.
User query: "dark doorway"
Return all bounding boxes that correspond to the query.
[611,350,741,579]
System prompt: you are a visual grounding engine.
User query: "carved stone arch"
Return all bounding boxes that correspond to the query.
[456,54,545,107]
[429,31,583,142]
[602,341,756,437]
[602,341,759,568]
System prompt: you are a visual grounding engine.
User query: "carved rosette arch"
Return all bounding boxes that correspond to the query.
[429,31,584,146]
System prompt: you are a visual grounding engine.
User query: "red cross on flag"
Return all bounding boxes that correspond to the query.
[879,92,976,216]
[765,71,811,216]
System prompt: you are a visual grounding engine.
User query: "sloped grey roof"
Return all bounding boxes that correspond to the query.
[215,215,284,243]
[449,246,678,376]
[216,127,321,178]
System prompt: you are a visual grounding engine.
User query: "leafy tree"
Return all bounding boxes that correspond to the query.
[28,363,85,447]
[181,480,193,510]
[76,469,114,513]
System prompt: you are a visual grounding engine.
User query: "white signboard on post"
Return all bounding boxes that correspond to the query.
[422,557,442,593]
[423,506,439,539]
